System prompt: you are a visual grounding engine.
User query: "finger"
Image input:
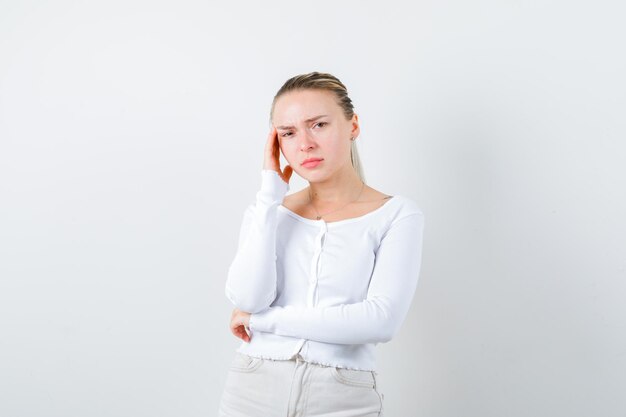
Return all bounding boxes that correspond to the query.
[283,165,293,182]
[233,325,250,342]
[231,324,244,338]
[264,127,281,170]
[230,314,251,340]
[264,126,277,157]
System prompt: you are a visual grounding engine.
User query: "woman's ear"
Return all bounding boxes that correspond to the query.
[350,113,360,139]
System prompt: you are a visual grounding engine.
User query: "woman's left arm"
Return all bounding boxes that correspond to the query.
[248,212,425,345]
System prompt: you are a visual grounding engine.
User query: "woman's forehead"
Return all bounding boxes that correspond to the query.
[273,90,338,124]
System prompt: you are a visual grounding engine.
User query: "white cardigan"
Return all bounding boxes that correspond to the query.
[225,169,425,371]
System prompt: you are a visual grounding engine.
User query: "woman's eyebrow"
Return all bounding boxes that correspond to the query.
[276,115,328,130]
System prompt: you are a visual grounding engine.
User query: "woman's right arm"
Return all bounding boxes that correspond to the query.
[224,127,292,314]
[224,169,288,313]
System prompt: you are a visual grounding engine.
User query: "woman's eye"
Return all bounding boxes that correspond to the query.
[315,122,327,128]
[281,132,293,137]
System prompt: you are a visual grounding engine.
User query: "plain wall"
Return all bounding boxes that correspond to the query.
[1,1,624,416]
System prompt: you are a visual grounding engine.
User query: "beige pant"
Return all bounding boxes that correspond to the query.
[218,351,385,417]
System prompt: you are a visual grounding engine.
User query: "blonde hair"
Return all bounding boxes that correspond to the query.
[270,71,365,183]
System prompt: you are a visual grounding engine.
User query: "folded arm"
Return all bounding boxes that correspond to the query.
[249,212,425,344]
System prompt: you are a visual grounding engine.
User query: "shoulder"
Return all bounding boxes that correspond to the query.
[382,196,423,235]
[364,185,423,219]
[391,195,423,217]
[358,186,424,240]
[366,193,423,239]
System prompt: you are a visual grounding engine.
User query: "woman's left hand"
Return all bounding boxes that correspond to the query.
[230,308,252,343]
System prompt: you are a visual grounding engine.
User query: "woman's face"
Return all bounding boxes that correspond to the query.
[272,89,359,182]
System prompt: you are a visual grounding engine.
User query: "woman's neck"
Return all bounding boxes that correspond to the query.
[307,166,364,204]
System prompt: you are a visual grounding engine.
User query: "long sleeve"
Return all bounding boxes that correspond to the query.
[224,169,289,314]
[248,211,425,344]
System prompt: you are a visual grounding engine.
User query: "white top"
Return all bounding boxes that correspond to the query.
[225,169,425,371]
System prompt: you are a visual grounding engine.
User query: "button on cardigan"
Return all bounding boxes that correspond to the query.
[225,169,425,371]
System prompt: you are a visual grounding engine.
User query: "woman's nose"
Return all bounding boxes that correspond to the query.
[299,132,316,151]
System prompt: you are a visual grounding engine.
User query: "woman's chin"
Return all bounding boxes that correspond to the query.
[294,164,338,183]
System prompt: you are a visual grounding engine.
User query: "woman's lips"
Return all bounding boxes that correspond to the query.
[302,159,323,168]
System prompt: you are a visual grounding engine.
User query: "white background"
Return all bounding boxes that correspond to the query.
[1,1,625,416]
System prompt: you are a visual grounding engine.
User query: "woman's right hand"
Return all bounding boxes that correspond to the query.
[263,126,293,184]
[230,307,251,343]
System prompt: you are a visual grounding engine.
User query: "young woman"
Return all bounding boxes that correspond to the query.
[218,72,425,417]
